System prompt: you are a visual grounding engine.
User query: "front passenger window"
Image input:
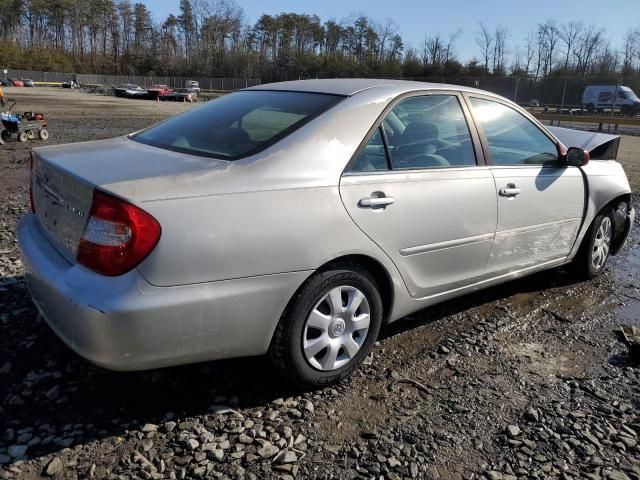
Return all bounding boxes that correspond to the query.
[470,98,558,166]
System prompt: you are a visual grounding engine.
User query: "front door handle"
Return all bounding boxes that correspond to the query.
[359,192,395,209]
[499,183,522,197]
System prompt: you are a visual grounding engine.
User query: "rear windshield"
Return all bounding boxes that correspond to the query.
[132,90,343,160]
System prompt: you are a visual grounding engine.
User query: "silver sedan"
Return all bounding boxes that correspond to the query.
[18,79,634,388]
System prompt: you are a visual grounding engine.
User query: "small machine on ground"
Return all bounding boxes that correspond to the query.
[1,99,49,143]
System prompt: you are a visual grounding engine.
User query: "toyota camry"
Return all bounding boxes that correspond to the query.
[18,79,634,388]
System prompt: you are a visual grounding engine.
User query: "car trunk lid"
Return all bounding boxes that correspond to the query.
[30,137,232,263]
[31,151,94,263]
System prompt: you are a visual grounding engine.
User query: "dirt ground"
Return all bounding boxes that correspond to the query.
[1,88,640,480]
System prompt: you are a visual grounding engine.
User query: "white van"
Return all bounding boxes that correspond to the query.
[582,85,640,114]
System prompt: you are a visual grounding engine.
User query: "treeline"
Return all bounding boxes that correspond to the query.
[0,0,639,82]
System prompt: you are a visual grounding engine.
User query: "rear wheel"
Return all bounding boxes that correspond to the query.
[1,130,9,142]
[573,208,615,279]
[269,263,382,388]
[18,132,28,142]
[39,129,49,141]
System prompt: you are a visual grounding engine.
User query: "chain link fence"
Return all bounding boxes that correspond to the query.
[1,69,261,91]
[3,69,640,108]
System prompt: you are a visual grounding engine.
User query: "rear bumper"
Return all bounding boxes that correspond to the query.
[18,214,310,371]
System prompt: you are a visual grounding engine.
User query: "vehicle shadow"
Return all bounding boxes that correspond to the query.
[380,265,585,340]
[0,276,301,461]
[0,266,586,460]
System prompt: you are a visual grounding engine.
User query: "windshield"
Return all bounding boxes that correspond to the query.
[621,87,640,100]
[132,90,343,160]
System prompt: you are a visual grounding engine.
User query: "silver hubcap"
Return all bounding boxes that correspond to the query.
[592,216,612,270]
[303,286,371,371]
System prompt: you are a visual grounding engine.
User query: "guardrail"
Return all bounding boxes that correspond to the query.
[533,113,640,132]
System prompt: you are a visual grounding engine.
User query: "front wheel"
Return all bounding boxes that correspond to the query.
[39,129,49,141]
[269,264,383,388]
[573,208,615,279]
[18,132,29,142]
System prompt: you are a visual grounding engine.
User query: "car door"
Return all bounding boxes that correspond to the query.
[340,92,497,299]
[466,95,586,276]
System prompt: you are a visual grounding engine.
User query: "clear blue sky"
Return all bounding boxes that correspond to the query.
[141,0,638,61]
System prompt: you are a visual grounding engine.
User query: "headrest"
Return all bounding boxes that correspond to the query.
[403,122,439,141]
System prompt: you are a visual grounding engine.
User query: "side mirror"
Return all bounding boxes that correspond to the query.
[564,147,590,167]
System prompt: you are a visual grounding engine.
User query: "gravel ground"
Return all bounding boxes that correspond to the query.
[1,88,640,480]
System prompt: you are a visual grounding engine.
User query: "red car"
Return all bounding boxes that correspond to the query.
[147,85,171,99]
[8,79,24,87]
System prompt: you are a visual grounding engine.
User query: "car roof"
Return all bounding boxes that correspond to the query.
[246,78,493,97]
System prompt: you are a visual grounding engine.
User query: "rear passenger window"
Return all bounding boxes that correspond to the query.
[385,95,477,170]
[470,98,558,166]
[351,127,389,172]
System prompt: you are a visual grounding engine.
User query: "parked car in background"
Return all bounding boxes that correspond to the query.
[62,80,78,89]
[147,84,172,99]
[168,87,198,103]
[8,78,24,87]
[18,79,634,388]
[184,80,200,93]
[114,83,146,98]
[582,85,640,115]
[23,79,35,87]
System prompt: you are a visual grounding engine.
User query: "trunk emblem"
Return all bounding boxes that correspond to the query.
[43,184,64,206]
[40,182,86,218]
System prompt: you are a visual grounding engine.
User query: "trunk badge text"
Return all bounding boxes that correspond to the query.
[37,177,86,218]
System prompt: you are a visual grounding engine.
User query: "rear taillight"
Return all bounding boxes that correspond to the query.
[77,190,161,276]
[29,152,35,213]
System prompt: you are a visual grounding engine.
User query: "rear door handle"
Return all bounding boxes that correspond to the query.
[499,183,521,197]
[359,193,395,209]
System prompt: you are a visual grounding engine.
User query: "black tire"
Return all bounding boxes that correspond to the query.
[572,207,615,279]
[269,263,383,389]
[586,103,595,113]
[0,130,9,142]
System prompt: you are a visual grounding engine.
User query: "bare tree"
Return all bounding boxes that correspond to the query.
[559,21,583,71]
[523,30,535,75]
[3,2,640,83]
[376,18,399,62]
[621,29,640,72]
[574,25,605,75]
[443,29,461,66]
[426,33,444,68]
[492,25,508,74]
[476,22,493,73]
[540,19,559,76]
